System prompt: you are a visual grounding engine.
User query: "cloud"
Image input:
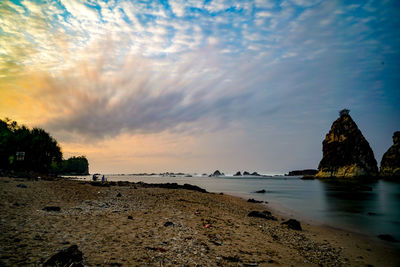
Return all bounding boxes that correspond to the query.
[169,0,186,17]
[1,0,399,171]
[254,0,275,9]
[290,0,321,7]
[60,0,99,22]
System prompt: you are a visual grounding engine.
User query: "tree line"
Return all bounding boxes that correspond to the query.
[0,118,88,175]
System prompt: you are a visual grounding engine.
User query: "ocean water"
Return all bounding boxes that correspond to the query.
[75,174,400,242]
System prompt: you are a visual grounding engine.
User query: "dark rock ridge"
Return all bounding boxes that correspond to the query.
[316,110,378,178]
[234,171,242,176]
[247,198,263,203]
[254,189,266,193]
[380,131,400,178]
[377,234,398,243]
[241,171,260,176]
[287,169,318,176]
[88,181,208,193]
[141,183,208,193]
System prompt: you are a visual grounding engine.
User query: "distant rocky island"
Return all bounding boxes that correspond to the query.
[315,109,398,179]
[286,169,318,176]
[209,170,262,177]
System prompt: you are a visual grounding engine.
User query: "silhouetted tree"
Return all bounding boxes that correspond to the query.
[60,156,89,175]
[0,118,62,174]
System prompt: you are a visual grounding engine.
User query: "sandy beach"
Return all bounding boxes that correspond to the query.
[0,177,399,266]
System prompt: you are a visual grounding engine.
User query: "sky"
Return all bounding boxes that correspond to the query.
[0,0,399,174]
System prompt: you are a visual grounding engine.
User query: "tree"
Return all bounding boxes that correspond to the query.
[0,118,63,174]
[339,109,350,116]
[60,156,89,175]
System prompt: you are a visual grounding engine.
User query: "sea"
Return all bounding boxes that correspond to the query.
[73,174,400,243]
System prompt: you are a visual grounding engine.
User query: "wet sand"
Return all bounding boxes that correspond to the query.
[0,177,398,266]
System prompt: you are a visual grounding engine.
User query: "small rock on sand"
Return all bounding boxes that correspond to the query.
[43,206,61,212]
[43,244,84,266]
[248,211,277,221]
[164,221,174,227]
[377,234,398,242]
[282,219,302,231]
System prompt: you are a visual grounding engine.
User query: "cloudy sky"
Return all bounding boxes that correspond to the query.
[0,0,399,174]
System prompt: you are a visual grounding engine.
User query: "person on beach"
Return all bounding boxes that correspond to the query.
[101,175,105,182]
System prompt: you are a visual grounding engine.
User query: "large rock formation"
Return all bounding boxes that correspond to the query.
[316,110,378,178]
[380,131,400,177]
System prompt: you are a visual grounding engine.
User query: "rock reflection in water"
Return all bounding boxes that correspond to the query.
[319,179,378,214]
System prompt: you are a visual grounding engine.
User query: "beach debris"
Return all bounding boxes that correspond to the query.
[43,244,84,267]
[42,206,61,212]
[254,189,266,194]
[145,247,167,253]
[164,221,174,227]
[16,184,27,188]
[116,192,122,197]
[222,255,240,262]
[109,262,122,266]
[127,216,133,220]
[205,224,211,228]
[244,263,259,267]
[248,211,277,221]
[377,234,398,242]
[282,219,302,231]
[211,240,222,246]
[247,198,263,203]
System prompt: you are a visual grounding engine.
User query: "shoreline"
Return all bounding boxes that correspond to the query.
[1,176,399,266]
[70,175,400,247]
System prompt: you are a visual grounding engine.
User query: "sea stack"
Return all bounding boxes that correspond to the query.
[316,109,378,178]
[380,131,400,178]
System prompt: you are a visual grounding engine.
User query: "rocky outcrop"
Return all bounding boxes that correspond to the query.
[233,171,242,176]
[209,170,223,177]
[380,131,400,178]
[316,110,378,178]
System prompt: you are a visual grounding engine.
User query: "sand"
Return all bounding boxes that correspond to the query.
[0,176,398,266]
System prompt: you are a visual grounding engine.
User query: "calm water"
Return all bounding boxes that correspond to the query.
[75,174,400,241]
